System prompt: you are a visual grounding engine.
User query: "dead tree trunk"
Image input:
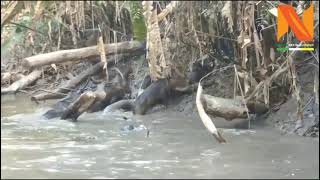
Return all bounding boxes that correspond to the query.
[59,66,132,121]
[30,53,135,102]
[1,72,25,85]
[23,41,145,68]
[31,62,104,102]
[202,94,248,121]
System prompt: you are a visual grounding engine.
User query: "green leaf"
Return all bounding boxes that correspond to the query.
[129,1,147,41]
[15,26,22,33]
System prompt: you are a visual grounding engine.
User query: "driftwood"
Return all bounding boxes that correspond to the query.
[59,66,132,121]
[60,91,97,121]
[42,91,80,119]
[196,83,226,143]
[1,72,25,85]
[23,41,145,68]
[202,94,269,120]
[60,81,126,121]
[1,70,42,95]
[31,61,104,102]
[30,54,132,102]
[202,94,248,121]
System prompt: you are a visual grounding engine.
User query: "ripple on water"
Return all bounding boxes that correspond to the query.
[44,168,60,173]
[223,129,256,135]
[2,100,319,179]
[16,156,58,164]
[200,149,221,158]
[2,144,45,150]
[91,176,115,179]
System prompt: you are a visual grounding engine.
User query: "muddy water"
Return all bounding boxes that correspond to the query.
[1,95,319,179]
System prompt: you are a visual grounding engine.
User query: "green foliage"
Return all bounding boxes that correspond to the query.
[1,14,33,57]
[129,1,147,41]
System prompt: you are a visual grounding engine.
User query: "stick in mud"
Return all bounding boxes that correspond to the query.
[196,82,226,143]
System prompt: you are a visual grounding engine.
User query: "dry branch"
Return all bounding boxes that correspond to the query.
[155,1,179,23]
[196,83,226,143]
[1,1,24,26]
[23,41,145,68]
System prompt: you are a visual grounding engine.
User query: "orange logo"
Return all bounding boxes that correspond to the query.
[277,3,314,42]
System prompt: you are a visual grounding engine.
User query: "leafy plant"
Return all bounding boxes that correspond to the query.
[129,1,147,41]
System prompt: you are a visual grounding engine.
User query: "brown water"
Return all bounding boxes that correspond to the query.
[1,95,319,179]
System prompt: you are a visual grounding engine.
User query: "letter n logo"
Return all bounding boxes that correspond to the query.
[277,3,314,42]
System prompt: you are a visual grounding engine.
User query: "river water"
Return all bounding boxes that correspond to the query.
[1,95,319,179]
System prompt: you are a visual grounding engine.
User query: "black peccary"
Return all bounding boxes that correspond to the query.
[141,75,152,89]
[133,78,171,115]
[188,59,215,84]
[137,74,152,97]
[88,67,131,113]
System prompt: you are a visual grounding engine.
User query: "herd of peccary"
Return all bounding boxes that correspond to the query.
[43,58,215,121]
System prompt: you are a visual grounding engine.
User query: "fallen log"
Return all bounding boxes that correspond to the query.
[23,41,145,68]
[1,72,12,83]
[30,53,133,102]
[60,91,97,121]
[60,83,126,121]
[31,61,104,102]
[202,94,248,121]
[202,94,269,120]
[1,72,25,85]
[59,66,131,121]
[1,70,42,95]
[42,91,80,119]
[196,83,226,143]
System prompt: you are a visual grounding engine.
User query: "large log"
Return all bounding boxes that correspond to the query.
[60,91,97,121]
[1,72,25,85]
[30,54,133,102]
[60,69,130,121]
[23,41,145,68]
[202,94,248,121]
[42,91,80,119]
[202,94,269,120]
[31,61,104,102]
[1,70,42,95]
